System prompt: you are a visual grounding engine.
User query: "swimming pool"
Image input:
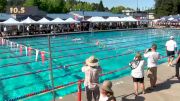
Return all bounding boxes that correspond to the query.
[0,29,180,101]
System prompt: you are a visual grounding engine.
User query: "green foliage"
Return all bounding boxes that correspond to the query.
[98,0,104,11]
[4,0,132,14]
[155,0,180,18]
[111,6,125,13]
[7,0,25,6]
[0,0,7,12]
[23,0,35,6]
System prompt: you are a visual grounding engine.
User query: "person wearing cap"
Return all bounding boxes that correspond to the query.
[165,36,177,66]
[144,43,160,90]
[99,80,116,101]
[131,53,145,95]
[82,56,102,101]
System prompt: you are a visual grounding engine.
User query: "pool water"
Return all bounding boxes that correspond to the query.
[0,29,180,101]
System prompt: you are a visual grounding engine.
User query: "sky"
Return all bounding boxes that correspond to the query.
[80,0,155,10]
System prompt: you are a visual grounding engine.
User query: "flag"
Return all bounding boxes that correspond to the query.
[41,51,45,64]
[28,47,32,56]
[35,50,39,61]
[20,45,23,55]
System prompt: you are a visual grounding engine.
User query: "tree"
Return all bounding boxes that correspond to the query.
[7,0,25,6]
[0,0,7,12]
[23,0,36,7]
[111,6,125,13]
[154,0,180,18]
[98,0,104,11]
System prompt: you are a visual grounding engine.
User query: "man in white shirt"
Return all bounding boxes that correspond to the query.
[144,44,160,89]
[165,36,177,66]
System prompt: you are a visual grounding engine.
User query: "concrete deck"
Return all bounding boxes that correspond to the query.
[58,62,180,101]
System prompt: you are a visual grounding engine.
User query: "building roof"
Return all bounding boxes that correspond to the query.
[70,11,127,18]
[0,13,12,21]
[47,13,74,20]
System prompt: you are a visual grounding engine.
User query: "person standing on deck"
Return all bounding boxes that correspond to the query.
[166,36,177,66]
[144,44,160,90]
[82,56,102,101]
[130,53,145,96]
[175,49,180,79]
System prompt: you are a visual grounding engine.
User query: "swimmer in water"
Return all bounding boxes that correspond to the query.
[96,40,100,45]
[72,38,81,41]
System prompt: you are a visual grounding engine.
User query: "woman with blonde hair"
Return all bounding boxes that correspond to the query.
[99,80,116,101]
[130,53,145,96]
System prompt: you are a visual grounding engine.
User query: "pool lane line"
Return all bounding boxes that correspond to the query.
[19,28,173,45]
[0,32,160,54]
[0,46,167,81]
[32,29,154,43]
[16,29,176,47]
[2,49,166,96]
[0,33,164,59]
[0,34,164,61]
[2,32,160,54]
[7,55,168,101]
[0,34,169,59]
[0,38,169,69]
[13,32,165,49]
[0,39,167,68]
[2,30,172,54]
[10,30,163,49]
[12,30,152,45]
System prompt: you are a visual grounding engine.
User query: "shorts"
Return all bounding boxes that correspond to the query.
[147,67,157,80]
[167,51,175,57]
[133,77,144,83]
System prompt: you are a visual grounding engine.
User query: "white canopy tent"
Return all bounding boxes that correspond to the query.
[87,16,106,22]
[37,17,50,24]
[120,16,138,22]
[64,18,80,23]
[152,19,160,23]
[168,17,174,21]
[21,17,36,24]
[50,18,65,24]
[106,17,122,22]
[1,18,21,25]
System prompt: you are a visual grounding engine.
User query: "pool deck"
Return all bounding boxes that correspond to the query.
[57,62,180,101]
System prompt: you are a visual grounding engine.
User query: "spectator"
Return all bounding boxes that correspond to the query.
[166,36,177,66]
[130,53,145,96]
[82,56,102,101]
[175,50,180,79]
[144,44,160,90]
[99,80,116,101]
